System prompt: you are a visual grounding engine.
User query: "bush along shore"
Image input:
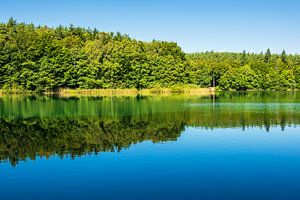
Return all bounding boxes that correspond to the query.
[1,18,300,93]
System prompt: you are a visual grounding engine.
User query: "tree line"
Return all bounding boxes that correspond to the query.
[1,18,300,92]
[188,50,300,90]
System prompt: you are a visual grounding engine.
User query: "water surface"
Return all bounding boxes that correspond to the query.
[1,92,300,200]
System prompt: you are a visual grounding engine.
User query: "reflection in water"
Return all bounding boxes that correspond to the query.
[1,92,300,166]
[0,118,183,166]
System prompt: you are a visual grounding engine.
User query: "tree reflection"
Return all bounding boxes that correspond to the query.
[0,118,184,166]
[1,93,300,166]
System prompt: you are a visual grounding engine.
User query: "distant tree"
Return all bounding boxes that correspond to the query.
[7,17,17,27]
[264,48,271,63]
[281,49,287,64]
[241,50,247,66]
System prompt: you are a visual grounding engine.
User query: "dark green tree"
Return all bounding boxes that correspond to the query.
[264,48,271,63]
[281,49,287,64]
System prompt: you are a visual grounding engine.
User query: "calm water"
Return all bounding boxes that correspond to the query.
[1,92,300,200]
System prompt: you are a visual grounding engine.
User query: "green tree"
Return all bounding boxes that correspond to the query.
[264,48,271,63]
[219,65,258,90]
[281,49,287,64]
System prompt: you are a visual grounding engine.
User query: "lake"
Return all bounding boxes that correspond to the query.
[1,92,300,200]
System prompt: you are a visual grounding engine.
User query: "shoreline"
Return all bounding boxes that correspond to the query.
[0,88,216,97]
[1,88,299,97]
[53,88,216,97]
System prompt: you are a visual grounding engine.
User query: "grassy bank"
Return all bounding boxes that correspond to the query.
[0,89,33,95]
[0,87,215,97]
[57,87,215,97]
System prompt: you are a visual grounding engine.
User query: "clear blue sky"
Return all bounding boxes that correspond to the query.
[1,0,300,54]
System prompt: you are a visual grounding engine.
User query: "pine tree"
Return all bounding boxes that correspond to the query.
[281,49,287,64]
[241,50,247,66]
[7,17,17,27]
[264,48,271,63]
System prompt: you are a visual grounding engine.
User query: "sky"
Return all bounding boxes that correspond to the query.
[1,0,300,54]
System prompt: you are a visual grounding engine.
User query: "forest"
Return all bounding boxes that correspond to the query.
[1,18,300,92]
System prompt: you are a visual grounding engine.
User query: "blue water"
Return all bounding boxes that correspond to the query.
[1,126,300,200]
[1,93,300,199]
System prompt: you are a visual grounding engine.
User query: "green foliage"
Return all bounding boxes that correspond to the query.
[219,65,259,90]
[0,19,188,91]
[188,50,300,91]
[264,70,296,90]
[1,19,300,91]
